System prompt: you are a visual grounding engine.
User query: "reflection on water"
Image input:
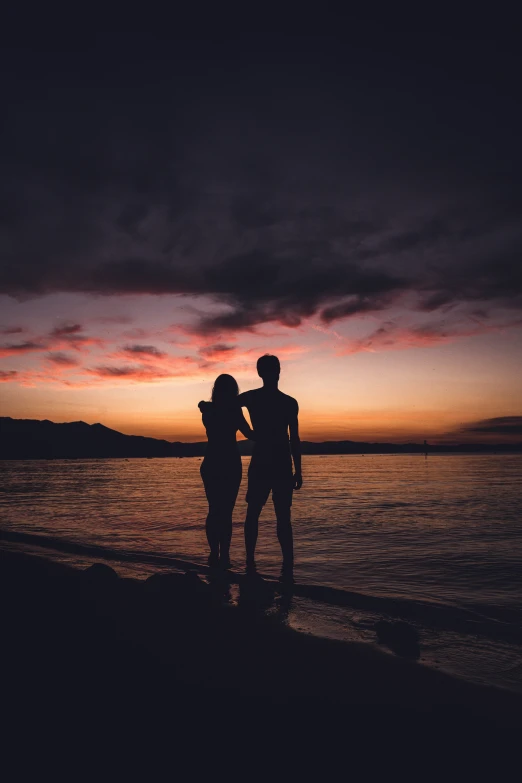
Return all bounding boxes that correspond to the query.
[1,454,521,609]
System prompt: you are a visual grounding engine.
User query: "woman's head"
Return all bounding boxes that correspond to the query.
[211,374,239,405]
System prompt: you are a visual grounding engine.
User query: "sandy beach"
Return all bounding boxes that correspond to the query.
[3,547,521,754]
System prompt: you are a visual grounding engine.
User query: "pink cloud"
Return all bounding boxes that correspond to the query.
[338,316,522,355]
[198,343,237,361]
[49,324,104,352]
[46,352,80,367]
[0,323,105,360]
[0,312,308,389]
[310,322,343,340]
[0,370,19,382]
[0,341,47,357]
[121,344,167,358]
[88,360,197,383]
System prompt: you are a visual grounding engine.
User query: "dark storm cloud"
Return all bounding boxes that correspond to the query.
[191,252,409,334]
[460,417,522,435]
[1,31,521,333]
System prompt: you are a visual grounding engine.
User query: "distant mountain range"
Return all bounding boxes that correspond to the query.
[1,417,521,459]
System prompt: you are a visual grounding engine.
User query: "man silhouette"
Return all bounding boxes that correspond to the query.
[238,355,302,575]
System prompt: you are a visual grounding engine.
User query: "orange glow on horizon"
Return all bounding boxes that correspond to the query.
[1,295,521,445]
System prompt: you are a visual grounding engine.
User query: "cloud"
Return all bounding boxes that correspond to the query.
[121,344,167,358]
[2,190,520,339]
[338,316,522,355]
[51,324,83,337]
[0,323,103,360]
[87,362,195,383]
[91,366,159,378]
[0,370,18,381]
[1,36,521,341]
[48,323,103,351]
[339,322,464,354]
[86,349,204,384]
[198,343,237,360]
[0,326,24,335]
[0,341,47,357]
[46,352,80,367]
[321,292,400,323]
[459,416,522,435]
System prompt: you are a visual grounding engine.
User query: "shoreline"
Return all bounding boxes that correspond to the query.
[3,548,522,735]
[3,528,521,649]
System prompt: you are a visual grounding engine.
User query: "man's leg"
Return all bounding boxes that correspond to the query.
[244,503,263,566]
[273,480,294,569]
[275,509,294,568]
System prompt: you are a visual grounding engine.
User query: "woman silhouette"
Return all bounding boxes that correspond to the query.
[199,374,255,569]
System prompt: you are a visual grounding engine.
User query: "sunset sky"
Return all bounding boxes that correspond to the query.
[1,25,521,443]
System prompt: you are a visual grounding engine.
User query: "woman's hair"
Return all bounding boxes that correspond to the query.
[211,374,239,405]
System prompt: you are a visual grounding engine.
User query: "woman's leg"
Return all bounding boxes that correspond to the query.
[205,507,220,563]
[201,463,220,564]
[218,465,241,567]
[218,511,232,566]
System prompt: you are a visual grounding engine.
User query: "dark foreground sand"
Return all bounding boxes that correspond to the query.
[2,548,521,766]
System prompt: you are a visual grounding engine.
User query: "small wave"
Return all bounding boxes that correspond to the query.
[0,528,207,574]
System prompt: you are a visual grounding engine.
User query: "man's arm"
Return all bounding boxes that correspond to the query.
[237,409,256,440]
[289,400,302,490]
[237,391,249,407]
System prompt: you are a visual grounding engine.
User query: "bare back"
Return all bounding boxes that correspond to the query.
[239,388,298,476]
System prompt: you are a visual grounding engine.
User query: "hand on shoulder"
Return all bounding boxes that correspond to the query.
[198,400,210,411]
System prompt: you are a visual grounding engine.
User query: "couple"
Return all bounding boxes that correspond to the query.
[198,354,302,577]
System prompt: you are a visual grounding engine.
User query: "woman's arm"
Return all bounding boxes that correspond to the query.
[198,400,212,429]
[237,409,256,440]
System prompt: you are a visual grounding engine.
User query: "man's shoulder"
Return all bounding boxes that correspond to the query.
[238,389,258,405]
[278,390,299,411]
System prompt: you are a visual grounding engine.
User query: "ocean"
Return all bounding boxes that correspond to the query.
[1,454,521,692]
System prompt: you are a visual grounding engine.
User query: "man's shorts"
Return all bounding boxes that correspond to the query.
[246,466,294,512]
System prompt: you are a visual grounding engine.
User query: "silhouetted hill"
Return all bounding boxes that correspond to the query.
[1,417,521,459]
[0,417,201,459]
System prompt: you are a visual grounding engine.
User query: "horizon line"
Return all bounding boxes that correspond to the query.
[2,416,521,449]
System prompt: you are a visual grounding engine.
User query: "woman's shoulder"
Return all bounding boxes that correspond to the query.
[198,400,212,412]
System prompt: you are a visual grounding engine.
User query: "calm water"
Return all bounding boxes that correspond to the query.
[1,455,522,690]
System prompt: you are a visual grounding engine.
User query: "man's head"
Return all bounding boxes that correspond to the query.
[257,354,280,385]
